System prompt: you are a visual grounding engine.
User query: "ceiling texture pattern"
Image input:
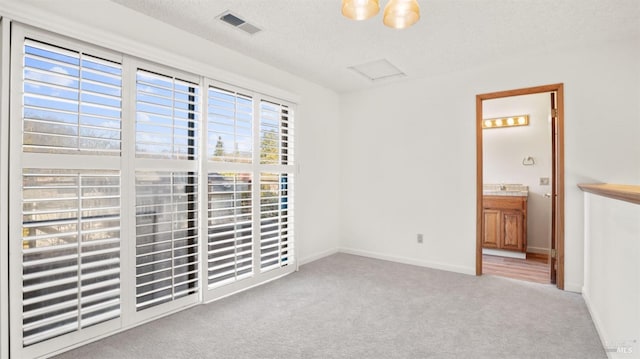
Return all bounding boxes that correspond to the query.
[105,0,638,93]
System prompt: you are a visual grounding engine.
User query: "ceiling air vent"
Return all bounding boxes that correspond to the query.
[219,11,261,35]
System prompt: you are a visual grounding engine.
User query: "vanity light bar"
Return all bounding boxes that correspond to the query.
[482,114,529,129]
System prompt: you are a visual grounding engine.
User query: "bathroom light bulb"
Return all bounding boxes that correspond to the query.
[495,119,503,126]
[518,116,526,125]
[484,120,492,127]
[507,117,514,125]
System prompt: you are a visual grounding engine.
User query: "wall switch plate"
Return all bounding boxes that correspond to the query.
[540,177,550,185]
[417,233,423,244]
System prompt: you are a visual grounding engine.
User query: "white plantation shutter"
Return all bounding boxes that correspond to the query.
[13,30,124,357]
[260,100,293,165]
[135,172,199,310]
[21,169,121,346]
[203,90,296,296]
[207,173,253,287]
[134,67,200,312]
[259,99,294,272]
[23,39,122,155]
[135,69,199,160]
[208,87,253,162]
[259,173,293,272]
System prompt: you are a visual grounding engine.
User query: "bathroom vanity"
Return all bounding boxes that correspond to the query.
[482,185,528,252]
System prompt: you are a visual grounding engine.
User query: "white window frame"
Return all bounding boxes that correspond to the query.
[0,18,11,359]
[123,58,203,325]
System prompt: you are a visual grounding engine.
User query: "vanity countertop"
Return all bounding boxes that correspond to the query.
[483,184,528,197]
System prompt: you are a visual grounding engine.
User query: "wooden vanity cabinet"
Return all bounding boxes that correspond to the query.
[482,196,527,252]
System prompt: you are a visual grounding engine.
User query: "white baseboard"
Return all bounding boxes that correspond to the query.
[582,290,613,359]
[563,282,583,293]
[582,289,638,358]
[338,247,476,276]
[298,247,339,266]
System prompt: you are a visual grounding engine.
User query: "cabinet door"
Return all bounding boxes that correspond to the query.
[502,210,524,251]
[482,209,501,248]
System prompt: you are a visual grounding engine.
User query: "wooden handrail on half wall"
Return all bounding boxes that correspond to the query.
[577,183,640,205]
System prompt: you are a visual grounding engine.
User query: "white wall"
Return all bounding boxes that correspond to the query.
[582,193,639,357]
[0,0,342,264]
[483,93,552,253]
[340,34,640,291]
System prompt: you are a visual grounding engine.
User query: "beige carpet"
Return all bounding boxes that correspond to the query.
[55,253,605,359]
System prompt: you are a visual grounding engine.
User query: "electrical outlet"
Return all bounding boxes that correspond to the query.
[417,233,423,244]
[540,177,550,186]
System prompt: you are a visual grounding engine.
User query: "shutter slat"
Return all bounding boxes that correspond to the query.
[135,293,172,308]
[23,322,78,347]
[22,253,79,269]
[22,298,78,321]
[23,265,77,282]
[23,310,78,332]
[23,276,78,293]
[81,307,120,327]
[23,287,79,307]
[81,271,119,284]
[80,289,120,306]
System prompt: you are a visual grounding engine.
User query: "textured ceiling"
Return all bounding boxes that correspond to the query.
[104,0,638,93]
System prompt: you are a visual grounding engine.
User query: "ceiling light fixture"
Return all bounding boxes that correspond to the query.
[383,0,420,29]
[342,0,420,29]
[341,0,380,21]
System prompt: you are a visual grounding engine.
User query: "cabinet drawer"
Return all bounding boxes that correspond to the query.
[483,196,526,210]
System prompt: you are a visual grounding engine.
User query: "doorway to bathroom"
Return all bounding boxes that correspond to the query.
[475,84,564,289]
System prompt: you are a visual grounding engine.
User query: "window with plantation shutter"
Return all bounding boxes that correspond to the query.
[23,39,122,155]
[203,88,295,295]
[208,87,253,163]
[21,169,121,347]
[134,67,199,312]
[258,99,294,273]
[9,23,297,358]
[12,30,124,357]
[207,172,253,287]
